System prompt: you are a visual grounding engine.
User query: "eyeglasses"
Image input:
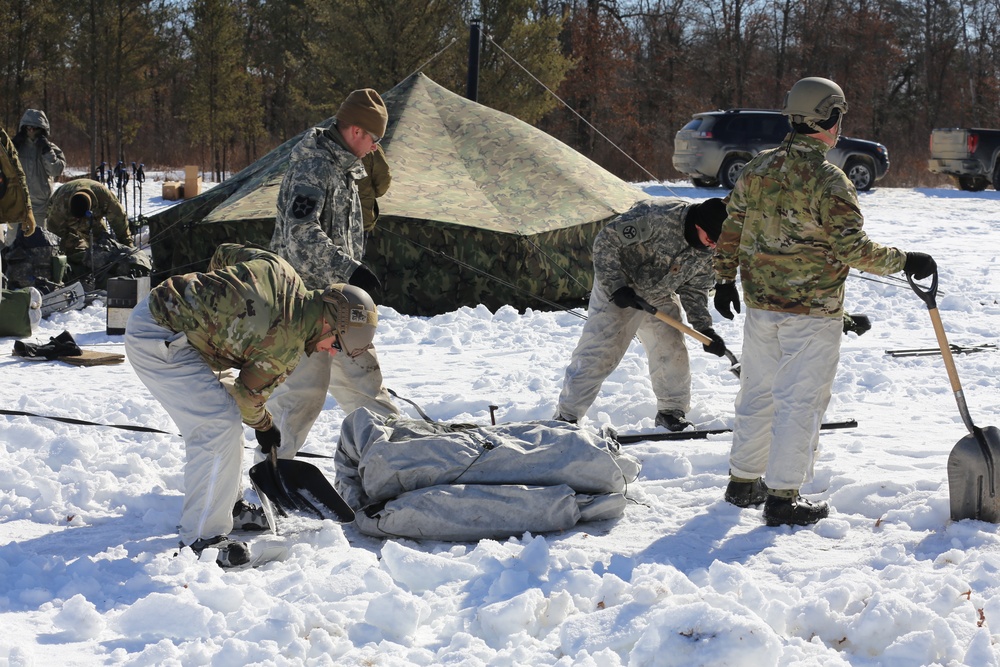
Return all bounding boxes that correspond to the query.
[366,130,381,145]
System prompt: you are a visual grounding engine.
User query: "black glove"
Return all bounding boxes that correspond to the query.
[904,252,936,281]
[349,264,382,300]
[610,286,643,310]
[255,427,281,454]
[713,282,741,320]
[843,314,872,336]
[36,136,51,154]
[698,327,727,357]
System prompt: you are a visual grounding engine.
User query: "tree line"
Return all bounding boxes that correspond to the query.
[1,0,996,188]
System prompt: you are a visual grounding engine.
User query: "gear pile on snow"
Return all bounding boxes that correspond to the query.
[334,408,641,541]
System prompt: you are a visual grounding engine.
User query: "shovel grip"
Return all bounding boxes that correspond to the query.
[906,269,939,309]
[635,297,712,345]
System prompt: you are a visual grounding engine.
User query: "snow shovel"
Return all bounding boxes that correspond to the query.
[249,446,356,524]
[909,270,1000,523]
[635,297,741,378]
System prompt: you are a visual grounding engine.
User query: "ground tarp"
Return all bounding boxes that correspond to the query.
[148,72,644,315]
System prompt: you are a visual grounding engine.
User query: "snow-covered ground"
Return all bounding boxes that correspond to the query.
[2,179,999,666]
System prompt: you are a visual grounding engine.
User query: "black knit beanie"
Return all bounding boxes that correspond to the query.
[685,198,727,243]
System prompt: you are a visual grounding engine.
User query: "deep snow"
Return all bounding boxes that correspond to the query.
[1,179,1000,666]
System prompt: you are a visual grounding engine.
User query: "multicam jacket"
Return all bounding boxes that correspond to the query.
[0,126,33,232]
[147,243,328,430]
[270,126,367,290]
[47,178,131,253]
[714,133,906,318]
[593,198,715,331]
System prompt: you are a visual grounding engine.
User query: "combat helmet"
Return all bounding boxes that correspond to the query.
[782,77,848,132]
[321,283,378,356]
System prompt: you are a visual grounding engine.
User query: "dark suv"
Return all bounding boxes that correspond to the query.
[672,109,890,190]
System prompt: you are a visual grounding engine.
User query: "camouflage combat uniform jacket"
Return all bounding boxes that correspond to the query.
[13,110,66,220]
[147,243,328,430]
[47,178,132,253]
[0,126,34,231]
[714,134,906,319]
[270,126,367,290]
[359,144,391,232]
[593,198,715,331]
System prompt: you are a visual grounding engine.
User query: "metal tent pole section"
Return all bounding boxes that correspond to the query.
[467,18,481,101]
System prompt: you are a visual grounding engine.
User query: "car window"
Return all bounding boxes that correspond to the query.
[760,115,789,140]
[681,118,703,131]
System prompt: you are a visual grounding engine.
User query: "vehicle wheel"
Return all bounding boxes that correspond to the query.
[958,175,988,192]
[691,177,719,188]
[993,164,1000,191]
[844,158,874,191]
[720,156,748,189]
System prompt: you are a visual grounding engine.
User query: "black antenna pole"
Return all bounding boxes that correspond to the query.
[466,18,481,102]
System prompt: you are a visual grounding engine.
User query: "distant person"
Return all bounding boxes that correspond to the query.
[554,197,730,430]
[268,88,400,457]
[124,243,378,567]
[12,109,65,231]
[359,143,391,233]
[713,76,937,527]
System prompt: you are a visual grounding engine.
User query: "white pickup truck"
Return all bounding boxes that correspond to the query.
[928,127,1000,191]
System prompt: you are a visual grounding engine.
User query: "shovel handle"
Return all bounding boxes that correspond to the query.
[909,269,978,434]
[635,297,712,345]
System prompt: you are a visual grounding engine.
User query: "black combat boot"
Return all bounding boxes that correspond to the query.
[186,535,250,568]
[725,477,768,508]
[763,493,829,527]
[655,409,692,432]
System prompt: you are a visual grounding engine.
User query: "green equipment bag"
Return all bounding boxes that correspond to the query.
[0,287,41,338]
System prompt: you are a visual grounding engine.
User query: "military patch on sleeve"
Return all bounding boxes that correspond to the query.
[288,184,324,220]
[615,217,652,245]
[291,194,318,219]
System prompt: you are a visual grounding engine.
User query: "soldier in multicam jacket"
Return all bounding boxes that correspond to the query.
[124,243,377,567]
[713,77,937,527]
[46,178,132,255]
[268,88,400,457]
[1,125,35,294]
[554,197,730,430]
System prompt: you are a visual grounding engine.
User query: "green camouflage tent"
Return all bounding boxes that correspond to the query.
[148,72,644,316]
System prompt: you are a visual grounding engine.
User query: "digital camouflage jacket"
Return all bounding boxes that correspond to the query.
[593,197,715,331]
[147,243,328,430]
[714,133,906,318]
[270,126,367,290]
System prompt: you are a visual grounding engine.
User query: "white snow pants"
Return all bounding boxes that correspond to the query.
[265,344,399,458]
[728,307,842,491]
[124,299,244,545]
[555,285,690,421]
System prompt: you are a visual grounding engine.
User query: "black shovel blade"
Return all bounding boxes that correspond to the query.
[948,425,1000,523]
[249,458,355,523]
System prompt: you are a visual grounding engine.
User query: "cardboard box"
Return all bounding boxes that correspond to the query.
[161,181,182,200]
[183,176,202,198]
[184,165,200,182]
[106,276,151,335]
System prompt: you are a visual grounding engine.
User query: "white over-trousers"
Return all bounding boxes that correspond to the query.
[728,307,842,491]
[266,345,399,458]
[124,299,244,545]
[555,285,690,422]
